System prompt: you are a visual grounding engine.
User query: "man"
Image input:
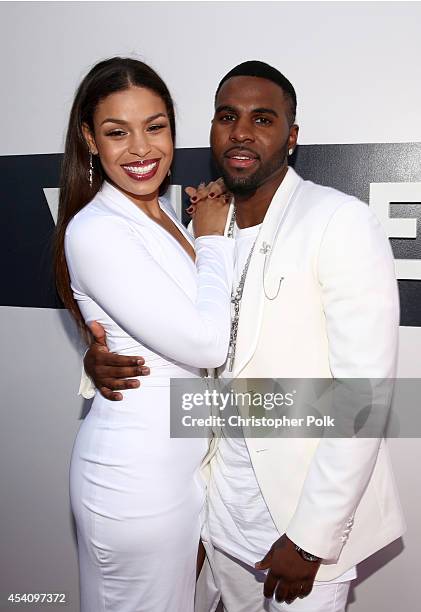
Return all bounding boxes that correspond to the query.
[81,61,404,611]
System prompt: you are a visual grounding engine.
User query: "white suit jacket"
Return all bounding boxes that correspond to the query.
[201,167,405,581]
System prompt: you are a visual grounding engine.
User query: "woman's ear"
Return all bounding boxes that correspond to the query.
[82,123,98,155]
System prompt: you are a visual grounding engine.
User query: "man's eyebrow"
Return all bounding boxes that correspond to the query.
[214,105,278,118]
[214,105,237,114]
[252,107,278,118]
[100,113,167,126]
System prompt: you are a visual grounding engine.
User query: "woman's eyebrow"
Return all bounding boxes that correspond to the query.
[100,113,167,126]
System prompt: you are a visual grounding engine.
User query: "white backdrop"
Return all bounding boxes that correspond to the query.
[1,2,420,611]
[1,1,421,153]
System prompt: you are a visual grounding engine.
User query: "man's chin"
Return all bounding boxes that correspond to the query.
[222,171,259,195]
[229,183,259,197]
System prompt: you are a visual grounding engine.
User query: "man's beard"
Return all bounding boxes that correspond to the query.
[214,145,288,196]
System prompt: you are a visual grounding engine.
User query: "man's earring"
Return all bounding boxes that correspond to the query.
[167,169,171,178]
[288,148,294,156]
[89,151,94,188]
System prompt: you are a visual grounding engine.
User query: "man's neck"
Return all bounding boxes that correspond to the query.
[234,165,288,229]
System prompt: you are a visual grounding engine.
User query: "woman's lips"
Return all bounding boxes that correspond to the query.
[122,159,160,181]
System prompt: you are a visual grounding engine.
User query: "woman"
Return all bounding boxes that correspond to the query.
[54,57,233,611]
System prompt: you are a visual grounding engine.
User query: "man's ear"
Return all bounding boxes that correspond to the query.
[82,123,98,155]
[288,124,299,152]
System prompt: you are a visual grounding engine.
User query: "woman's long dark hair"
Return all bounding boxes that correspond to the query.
[54,57,176,338]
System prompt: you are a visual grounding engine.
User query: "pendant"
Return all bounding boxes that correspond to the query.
[227,349,235,372]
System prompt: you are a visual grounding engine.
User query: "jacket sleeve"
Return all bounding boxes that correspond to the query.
[66,214,234,372]
[286,199,399,561]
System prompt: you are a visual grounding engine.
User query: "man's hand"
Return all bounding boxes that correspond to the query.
[84,321,149,401]
[255,534,321,605]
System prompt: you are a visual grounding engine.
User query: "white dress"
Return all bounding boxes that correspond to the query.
[65,181,234,612]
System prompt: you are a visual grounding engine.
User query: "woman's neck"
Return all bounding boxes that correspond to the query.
[111,181,161,218]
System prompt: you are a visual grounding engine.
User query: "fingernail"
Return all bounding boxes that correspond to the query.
[137,359,144,365]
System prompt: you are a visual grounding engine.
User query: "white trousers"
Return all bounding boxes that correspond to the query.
[196,548,351,612]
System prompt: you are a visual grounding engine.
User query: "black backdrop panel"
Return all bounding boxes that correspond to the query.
[0,154,62,309]
[1,143,420,325]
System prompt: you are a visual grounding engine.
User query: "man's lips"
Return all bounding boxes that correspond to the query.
[121,159,161,181]
[224,149,259,169]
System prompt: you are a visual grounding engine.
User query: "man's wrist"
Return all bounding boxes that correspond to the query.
[294,545,321,563]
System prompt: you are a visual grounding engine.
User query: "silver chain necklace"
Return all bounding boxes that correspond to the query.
[226,207,258,372]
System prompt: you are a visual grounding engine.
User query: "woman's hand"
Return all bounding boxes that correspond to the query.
[191,192,231,237]
[185,178,231,216]
[185,178,232,238]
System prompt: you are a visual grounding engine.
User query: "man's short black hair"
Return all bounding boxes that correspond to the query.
[215,60,297,125]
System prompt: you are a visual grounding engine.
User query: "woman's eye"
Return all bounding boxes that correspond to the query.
[106,129,126,137]
[147,123,167,132]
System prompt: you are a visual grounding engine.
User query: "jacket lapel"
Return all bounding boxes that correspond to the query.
[231,168,302,377]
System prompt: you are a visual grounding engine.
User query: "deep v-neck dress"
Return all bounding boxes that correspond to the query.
[65,181,234,612]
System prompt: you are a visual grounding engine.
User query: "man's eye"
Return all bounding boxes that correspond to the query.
[255,117,271,125]
[220,114,236,122]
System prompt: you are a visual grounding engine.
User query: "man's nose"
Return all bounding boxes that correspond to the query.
[230,118,254,143]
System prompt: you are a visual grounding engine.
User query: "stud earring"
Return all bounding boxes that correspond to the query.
[288,148,294,156]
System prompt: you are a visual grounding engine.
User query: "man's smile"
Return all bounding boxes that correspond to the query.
[224,147,260,170]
